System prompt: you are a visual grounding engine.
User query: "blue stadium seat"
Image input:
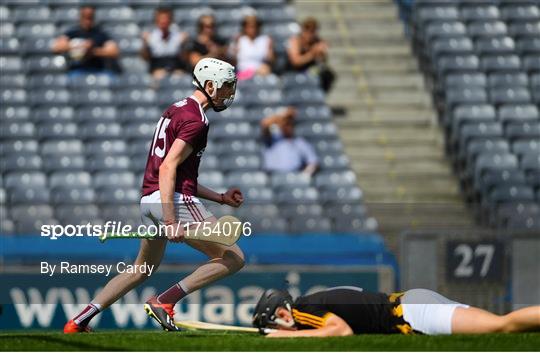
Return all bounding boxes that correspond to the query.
[0,38,20,54]
[84,139,128,155]
[124,122,155,139]
[56,204,100,224]
[244,186,275,202]
[276,186,319,204]
[505,121,540,140]
[500,5,540,21]
[517,38,540,55]
[88,155,131,172]
[0,56,23,73]
[468,21,508,38]
[37,122,77,140]
[0,139,38,156]
[42,155,86,172]
[466,139,510,166]
[490,87,531,106]
[4,172,46,189]
[460,5,500,22]
[96,187,140,204]
[289,216,332,234]
[0,106,30,121]
[498,104,539,124]
[314,170,358,188]
[488,72,528,88]
[13,6,51,23]
[197,171,224,189]
[476,37,516,55]
[431,37,474,60]
[51,187,96,205]
[219,153,261,172]
[481,55,521,73]
[508,22,540,38]
[0,122,35,139]
[474,152,519,179]
[76,106,118,122]
[41,139,84,155]
[320,185,363,203]
[33,106,75,123]
[279,203,324,219]
[271,172,311,188]
[10,204,54,223]
[446,87,487,110]
[29,74,69,89]
[512,139,540,157]
[1,153,42,173]
[1,74,26,89]
[437,54,479,76]
[9,187,50,204]
[49,171,92,189]
[225,171,268,187]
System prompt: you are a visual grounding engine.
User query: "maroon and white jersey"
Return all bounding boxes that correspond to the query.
[142,96,209,197]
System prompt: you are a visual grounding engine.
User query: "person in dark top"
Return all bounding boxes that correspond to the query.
[52,6,119,76]
[253,287,540,337]
[286,17,335,92]
[140,7,189,80]
[186,14,231,69]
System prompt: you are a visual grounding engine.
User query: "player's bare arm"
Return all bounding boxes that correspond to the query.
[266,313,353,338]
[159,138,194,242]
[197,184,244,208]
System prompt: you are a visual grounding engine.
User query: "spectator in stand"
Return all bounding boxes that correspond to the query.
[52,6,120,76]
[261,107,319,176]
[186,14,231,69]
[230,13,274,80]
[141,7,189,80]
[286,17,335,92]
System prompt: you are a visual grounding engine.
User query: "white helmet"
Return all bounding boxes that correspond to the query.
[192,57,237,112]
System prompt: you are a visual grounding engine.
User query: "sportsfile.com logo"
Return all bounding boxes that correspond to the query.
[40,220,252,242]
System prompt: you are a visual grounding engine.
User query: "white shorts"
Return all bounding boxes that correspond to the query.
[140,190,213,227]
[401,289,469,335]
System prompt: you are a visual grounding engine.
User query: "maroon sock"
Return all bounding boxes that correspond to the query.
[157,282,188,305]
[73,303,101,327]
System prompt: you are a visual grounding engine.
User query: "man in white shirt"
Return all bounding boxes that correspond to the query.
[261,107,319,176]
[141,7,188,80]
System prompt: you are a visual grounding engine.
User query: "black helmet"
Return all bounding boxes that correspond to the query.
[252,289,293,329]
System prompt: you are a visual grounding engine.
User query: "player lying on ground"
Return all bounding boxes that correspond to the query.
[65,58,245,333]
[252,287,540,337]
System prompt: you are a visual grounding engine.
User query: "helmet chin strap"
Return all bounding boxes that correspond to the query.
[193,75,228,112]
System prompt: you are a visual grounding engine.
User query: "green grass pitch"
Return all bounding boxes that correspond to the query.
[1,331,539,351]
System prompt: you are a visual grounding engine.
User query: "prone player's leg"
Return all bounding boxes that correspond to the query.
[452,305,540,333]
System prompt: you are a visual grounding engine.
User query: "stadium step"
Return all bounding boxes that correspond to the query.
[294,0,477,244]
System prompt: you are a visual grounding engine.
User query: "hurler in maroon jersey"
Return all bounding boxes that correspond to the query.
[65,58,244,333]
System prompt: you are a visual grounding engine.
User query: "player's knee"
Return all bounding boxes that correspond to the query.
[498,315,518,333]
[224,248,245,273]
[489,316,510,333]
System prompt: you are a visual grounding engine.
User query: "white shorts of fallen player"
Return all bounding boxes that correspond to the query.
[140,190,214,227]
[401,288,469,335]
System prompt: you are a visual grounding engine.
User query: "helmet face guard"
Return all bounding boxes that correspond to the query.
[193,74,237,112]
[252,289,293,329]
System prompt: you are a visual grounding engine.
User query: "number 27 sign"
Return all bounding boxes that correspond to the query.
[446,240,505,282]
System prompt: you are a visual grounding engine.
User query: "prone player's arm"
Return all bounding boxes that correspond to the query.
[159,139,194,223]
[266,314,353,338]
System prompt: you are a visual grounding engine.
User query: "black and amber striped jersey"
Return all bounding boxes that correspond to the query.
[292,287,414,334]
